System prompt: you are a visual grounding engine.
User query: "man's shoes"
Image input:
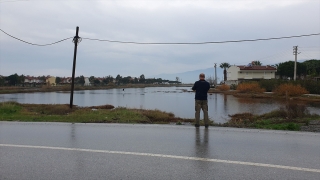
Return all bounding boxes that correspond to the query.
[205,125,209,128]
[195,124,200,128]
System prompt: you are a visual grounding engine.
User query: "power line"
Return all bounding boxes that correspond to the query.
[256,49,292,61]
[82,33,320,45]
[300,46,320,48]
[1,28,320,46]
[0,0,29,3]
[0,28,73,46]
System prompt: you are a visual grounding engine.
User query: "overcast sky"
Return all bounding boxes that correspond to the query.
[0,0,319,80]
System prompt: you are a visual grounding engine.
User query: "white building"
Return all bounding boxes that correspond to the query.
[226,65,277,85]
[84,77,91,86]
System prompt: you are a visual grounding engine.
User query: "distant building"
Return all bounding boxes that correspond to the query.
[60,77,72,84]
[24,76,44,84]
[46,76,56,86]
[84,77,90,86]
[226,65,277,85]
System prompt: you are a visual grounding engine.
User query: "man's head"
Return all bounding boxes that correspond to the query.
[199,73,205,80]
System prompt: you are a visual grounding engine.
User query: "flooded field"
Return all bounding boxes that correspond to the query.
[1,87,319,123]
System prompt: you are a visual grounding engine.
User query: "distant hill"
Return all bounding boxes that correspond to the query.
[150,67,224,84]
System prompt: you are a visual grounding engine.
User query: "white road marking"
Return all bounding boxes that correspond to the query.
[1,143,319,173]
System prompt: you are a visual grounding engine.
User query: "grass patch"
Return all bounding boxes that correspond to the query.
[1,101,318,132]
[225,114,310,131]
[254,121,300,131]
[0,101,22,120]
[0,101,188,124]
[225,103,319,131]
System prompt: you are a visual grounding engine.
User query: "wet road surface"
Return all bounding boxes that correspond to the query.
[1,122,320,180]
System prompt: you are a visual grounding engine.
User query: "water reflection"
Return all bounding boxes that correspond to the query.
[195,128,209,158]
[0,87,319,123]
[69,124,86,177]
[194,128,210,169]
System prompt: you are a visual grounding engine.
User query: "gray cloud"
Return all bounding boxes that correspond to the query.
[0,0,319,79]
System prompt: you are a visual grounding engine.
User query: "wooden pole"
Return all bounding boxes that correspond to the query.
[70,26,79,108]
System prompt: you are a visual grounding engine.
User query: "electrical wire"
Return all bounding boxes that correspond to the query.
[0,0,29,3]
[256,49,292,61]
[300,46,320,49]
[300,51,320,60]
[0,28,73,46]
[1,27,320,46]
[82,33,320,45]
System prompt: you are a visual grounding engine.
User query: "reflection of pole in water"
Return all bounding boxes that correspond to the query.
[214,94,218,112]
[223,94,228,112]
[71,123,76,142]
[70,124,85,174]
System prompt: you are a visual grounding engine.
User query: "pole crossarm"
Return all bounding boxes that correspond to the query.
[72,35,82,45]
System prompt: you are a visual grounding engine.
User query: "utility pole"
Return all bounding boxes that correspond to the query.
[214,63,217,87]
[293,46,298,81]
[70,26,81,108]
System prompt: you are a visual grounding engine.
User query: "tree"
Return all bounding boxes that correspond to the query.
[89,76,95,83]
[276,61,306,79]
[176,77,180,82]
[93,79,100,86]
[122,76,131,84]
[6,73,21,86]
[19,74,25,86]
[252,61,262,66]
[0,76,4,86]
[105,75,114,84]
[134,77,139,84]
[116,74,122,85]
[156,78,162,84]
[78,75,85,86]
[220,62,231,82]
[56,77,61,84]
[139,74,145,83]
[303,59,320,77]
[206,75,215,86]
[38,75,46,84]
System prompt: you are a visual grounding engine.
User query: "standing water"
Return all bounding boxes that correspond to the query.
[0,87,319,123]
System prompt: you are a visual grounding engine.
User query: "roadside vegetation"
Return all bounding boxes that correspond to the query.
[221,103,320,131]
[0,101,192,124]
[1,101,319,132]
[236,82,266,93]
[209,80,320,102]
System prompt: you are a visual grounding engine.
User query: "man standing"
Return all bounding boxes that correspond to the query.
[192,73,210,128]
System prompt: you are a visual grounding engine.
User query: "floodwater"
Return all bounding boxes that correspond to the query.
[0,87,319,123]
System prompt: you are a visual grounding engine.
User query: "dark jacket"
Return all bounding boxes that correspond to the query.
[192,80,210,100]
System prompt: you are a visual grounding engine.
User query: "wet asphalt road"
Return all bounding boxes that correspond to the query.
[0,122,320,180]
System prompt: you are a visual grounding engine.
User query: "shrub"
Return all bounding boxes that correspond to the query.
[217,84,230,91]
[260,103,310,120]
[236,82,265,93]
[284,103,309,119]
[259,79,282,92]
[230,84,237,90]
[273,84,309,96]
[261,109,287,119]
[297,80,320,94]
